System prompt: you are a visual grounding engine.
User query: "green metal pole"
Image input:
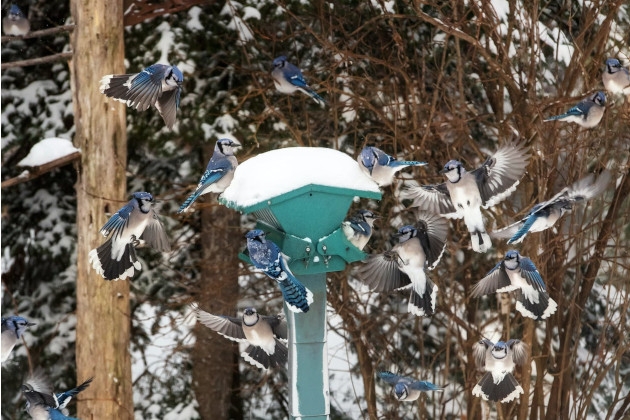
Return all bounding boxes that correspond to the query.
[287,273,329,419]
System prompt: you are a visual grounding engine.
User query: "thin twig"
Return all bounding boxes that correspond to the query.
[1,51,73,69]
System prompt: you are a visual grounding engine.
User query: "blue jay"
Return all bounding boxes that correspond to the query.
[471,250,557,320]
[271,56,325,106]
[355,211,448,316]
[493,171,611,244]
[472,338,528,403]
[196,306,288,370]
[2,5,30,36]
[21,375,92,419]
[342,210,379,250]
[178,138,240,213]
[544,91,606,128]
[245,229,314,313]
[99,63,183,129]
[602,58,630,95]
[377,371,443,401]
[358,146,428,187]
[403,142,530,253]
[89,192,170,281]
[1,315,35,362]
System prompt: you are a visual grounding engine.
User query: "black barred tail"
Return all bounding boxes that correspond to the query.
[515,290,558,320]
[178,191,201,213]
[241,345,272,370]
[100,74,135,104]
[472,372,523,403]
[408,279,437,317]
[471,230,492,253]
[278,276,314,313]
[88,239,140,281]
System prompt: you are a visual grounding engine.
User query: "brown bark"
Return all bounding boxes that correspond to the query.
[191,200,242,419]
[70,0,133,418]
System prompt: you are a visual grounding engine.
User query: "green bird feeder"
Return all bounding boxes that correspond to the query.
[220,147,381,419]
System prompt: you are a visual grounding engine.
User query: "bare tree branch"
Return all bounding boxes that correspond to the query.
[1,151,80,189]
[0,24,74,42]
[123,0,210,26]
[1,52,73,70]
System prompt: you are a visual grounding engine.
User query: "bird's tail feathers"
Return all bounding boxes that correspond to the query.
[178,191,201,213]
[89,240,140,281]
[389,160,428,168]
[408,277,437,317]
[472,372,523,403]
[300,87,326,106]
[515,290,557,320]
[470,230,492,253]
[278,276,313,313]
[241,345,271,370]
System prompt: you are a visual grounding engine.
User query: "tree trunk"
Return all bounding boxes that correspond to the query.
[69,0,132,418]
[191,201,242,419]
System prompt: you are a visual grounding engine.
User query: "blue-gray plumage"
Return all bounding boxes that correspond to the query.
[245,229,314,313]
[195,306,288,370]
[342,210,379,250]
[89,192,170,281]
[493,171,611,244]
[178,138,240,213]
[544,91,606,128]
[603,58,630,95]
[377,371,443,401]
[1,315,35,362]
[21,373,89,420]
[2,5,30,36]
[403,142,530,253]
[472,338,528,403]
[358,146,428,187]
[355,211,448,317]
[271,56,325,106]
[99,63,183,129]
[471,250,557,320]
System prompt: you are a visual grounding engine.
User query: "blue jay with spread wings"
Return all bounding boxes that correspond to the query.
[403,142,530,253]
[196,306,287,370]
[100,63,183,129]
[21,373,92,419]
[472,338,528,403]
[377,371,443,401]
[471,250,557,320]
[355,211,448,317]
[357,146,427,187]
[178,138,240,213]
[89,192,170,281]
[493,171,611,244]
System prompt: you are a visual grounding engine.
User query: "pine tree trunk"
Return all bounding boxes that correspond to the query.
[191,200,243,419]
[69,0,133,418]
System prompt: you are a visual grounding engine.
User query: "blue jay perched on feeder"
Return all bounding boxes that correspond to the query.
[21,374,92,419]
[342,210,379,250]
[100,63,183,129]
[2,4,29,36]
[493,171,611,244]
[271,56,326,106]
[357,146,428,187]
[245,229,314,313]
[602,58,630,95]
[472,338,528,403]
[178,138,240,213]
[1,315,35,362]
[355,211,448,317]
[196,306,287,370]
[377,371,443,401]
[403,142,530,253]
[471,250,557,320]
[89,192,170,281]
[544,91,606,128]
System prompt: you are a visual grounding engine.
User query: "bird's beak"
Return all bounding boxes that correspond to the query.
[438,168,449,174]
[27,322,36,327]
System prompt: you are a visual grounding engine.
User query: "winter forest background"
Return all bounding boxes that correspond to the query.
[1,0,629,419]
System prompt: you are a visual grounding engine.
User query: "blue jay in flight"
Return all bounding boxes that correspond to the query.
[471,250,557,320]
[2,4,29,36]
[358,146,427,187]
[245,229,314,313]
[342,210,379,250]
[377,371,443,401]
[196,306,288,370]
[89,192,170,281]
[472,338,528,403]
[403,142,530,253]
[1,315,35,362]
[544,91,606,128]
[602,58,630,95]
[356,211,448,317]
[178,138,240,213]
[21,374,92,419]
[493,171,611,244]
[100,63,183,129]
[271,56,326,106]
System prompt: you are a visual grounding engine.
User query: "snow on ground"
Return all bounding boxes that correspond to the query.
[17,137,79,167]
[221,147,380,208]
